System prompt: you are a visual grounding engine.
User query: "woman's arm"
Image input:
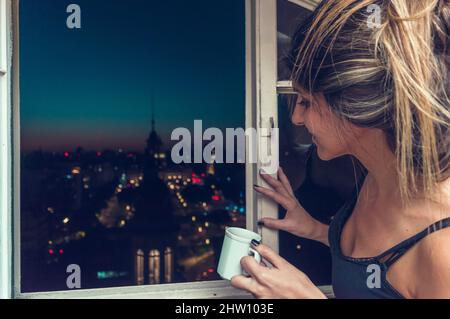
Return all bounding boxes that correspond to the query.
[310,222,330,247]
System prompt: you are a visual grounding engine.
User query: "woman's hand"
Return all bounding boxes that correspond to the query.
[255,167,329,245]
[230,243,326,299]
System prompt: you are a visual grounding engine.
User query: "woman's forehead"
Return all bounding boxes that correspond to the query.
[294,85,314,100]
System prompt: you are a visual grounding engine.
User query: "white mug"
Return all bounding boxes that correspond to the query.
[217,227,262,280]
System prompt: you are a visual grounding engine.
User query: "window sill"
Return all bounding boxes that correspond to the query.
[16,280,334,299]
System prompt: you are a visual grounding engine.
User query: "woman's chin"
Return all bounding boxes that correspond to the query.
[315,145,336,161]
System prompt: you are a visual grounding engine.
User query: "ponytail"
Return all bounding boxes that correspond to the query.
[377,0,450,198]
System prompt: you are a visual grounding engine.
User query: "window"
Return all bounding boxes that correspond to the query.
[19,0,247,294]
[0,0,334,299]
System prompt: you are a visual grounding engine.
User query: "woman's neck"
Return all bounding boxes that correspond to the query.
[351,130,399,204]
[350,129,450,222]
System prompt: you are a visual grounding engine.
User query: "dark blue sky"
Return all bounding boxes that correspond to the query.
[20,0,245,152]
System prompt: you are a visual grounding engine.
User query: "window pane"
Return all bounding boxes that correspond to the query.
[20,0,245,292]
[277,0,312,81]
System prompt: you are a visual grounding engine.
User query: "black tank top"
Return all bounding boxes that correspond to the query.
[328,177,450,299]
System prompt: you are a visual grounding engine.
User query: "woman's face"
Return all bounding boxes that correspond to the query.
[291,87,365,160]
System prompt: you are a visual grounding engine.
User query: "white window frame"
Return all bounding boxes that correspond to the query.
[0,0,331,299]
[0,0,14,300]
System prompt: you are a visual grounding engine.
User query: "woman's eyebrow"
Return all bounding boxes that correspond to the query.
[297,94,311,103]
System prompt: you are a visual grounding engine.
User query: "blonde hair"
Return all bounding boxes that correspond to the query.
[289,0,450,200]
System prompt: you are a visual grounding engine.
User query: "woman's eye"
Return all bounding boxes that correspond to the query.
[297,101,311,108]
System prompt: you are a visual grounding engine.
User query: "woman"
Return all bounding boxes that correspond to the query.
[231,0,450,298]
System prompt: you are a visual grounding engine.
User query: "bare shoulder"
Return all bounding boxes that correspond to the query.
[412,210,450,298]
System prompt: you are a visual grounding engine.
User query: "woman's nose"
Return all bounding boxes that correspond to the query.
[291,104,306,126]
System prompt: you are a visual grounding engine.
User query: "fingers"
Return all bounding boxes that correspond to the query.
[253,244,287,270]
[240,255,264,278]
[258,217,289,232]
[277,167,295,197]
[231,256,272,297]
[259,168,291,198]
[253,185,294,210]
[230,275,259,295]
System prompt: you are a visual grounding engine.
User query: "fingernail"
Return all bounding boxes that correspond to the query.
[259,168,267,174]
[251,239,261,247]
[257,220,265,227]
[253,184,260,189]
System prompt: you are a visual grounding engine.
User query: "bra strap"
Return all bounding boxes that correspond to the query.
[377,217,450,269]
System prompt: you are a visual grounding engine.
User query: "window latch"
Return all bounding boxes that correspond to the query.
[260,117,275,138]
[260,116,277,160]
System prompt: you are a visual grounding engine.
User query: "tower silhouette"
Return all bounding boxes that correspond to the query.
[126,94,179,282]
[145,95,163,163]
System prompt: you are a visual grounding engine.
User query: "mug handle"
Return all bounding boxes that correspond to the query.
[242,247,262,277]
[249,246,261,264]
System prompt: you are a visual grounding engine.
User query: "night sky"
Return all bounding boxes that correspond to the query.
[20,0,245,152]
